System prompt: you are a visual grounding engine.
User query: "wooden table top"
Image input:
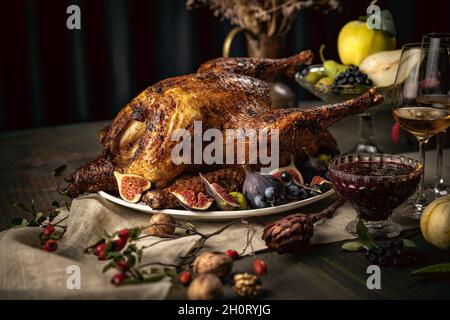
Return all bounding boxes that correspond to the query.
[1,110,449,299]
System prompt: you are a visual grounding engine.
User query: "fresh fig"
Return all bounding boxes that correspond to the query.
[171,190,213,211]
[269,156,304,185]
[199,173,240,211]
[243,168,284,209]
[114,171,151,203]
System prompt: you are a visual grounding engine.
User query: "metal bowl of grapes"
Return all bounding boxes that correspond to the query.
[295,64,393,107]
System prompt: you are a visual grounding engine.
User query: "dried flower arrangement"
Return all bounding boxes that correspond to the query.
[186,0,340,36]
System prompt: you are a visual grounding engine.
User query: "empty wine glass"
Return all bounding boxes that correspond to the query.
[422,33,450,198]
[392,43,450,219]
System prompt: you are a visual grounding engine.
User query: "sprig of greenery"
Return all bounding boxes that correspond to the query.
[87,220,249,286]
[10,199,65,228]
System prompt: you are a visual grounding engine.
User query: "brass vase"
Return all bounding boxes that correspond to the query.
[223,28,296,108]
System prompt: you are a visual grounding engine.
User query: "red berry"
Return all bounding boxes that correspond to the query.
[225,249,239,260]
[43,224,55,236]
[43,239,58,252]
[94,243,108,257]
[117,259,130,271]
[178,271,192,285]
[118,229,129,241]
[111,273,125,286]
[113,238,126,251]
[253,258,267,276]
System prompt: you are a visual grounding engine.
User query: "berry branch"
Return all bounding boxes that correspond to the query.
[84,217,255,286]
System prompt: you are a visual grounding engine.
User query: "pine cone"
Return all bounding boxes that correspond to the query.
[262,214,314,254]
[233,273,262,298]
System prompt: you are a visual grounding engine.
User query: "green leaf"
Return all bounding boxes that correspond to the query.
[49,210,59,222]
[358,15,368,22]
[30,200,36,215]
[49,231,62,240]
[27,220,39,227]
[412,263,450,275]
[102,262,116,273]
[341,241,367,252]
[380,10,397,37]
[10,218,28,228]
[356,220,377,250]
[127,255,136,267]
[402,238,417,248]
[163,267,177,279]
[53,164,67,177]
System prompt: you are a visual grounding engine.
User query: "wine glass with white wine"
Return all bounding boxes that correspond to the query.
[392,43,450,219]
[422,33,450,198]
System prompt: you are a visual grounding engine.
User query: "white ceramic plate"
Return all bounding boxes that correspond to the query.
[98,189,335,221]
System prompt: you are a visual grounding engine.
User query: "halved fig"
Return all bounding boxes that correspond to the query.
[171,190,214,211]
[114,171,151,203]
[199,173,240,211]
[269,156,304,185]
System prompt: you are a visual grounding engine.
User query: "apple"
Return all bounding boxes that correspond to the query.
[338,20,396,66]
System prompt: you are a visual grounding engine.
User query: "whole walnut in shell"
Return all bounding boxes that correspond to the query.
[147,213,176,236]
[187,273,223,300]
[193,252,233,278]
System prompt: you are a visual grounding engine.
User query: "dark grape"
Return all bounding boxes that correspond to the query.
[332,67,372,87]
[280,172,292,183]
[373,246,383,255]
[254,195,267,208]
[367,254,377,263]
[288,185,300,197]
[264,187,276,199]
[297,189,308,200]
[365,239,420,268]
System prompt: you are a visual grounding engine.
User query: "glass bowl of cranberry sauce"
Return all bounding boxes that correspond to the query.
[329,154,423,238]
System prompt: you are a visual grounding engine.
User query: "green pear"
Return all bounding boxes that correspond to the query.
[320,45,348,80]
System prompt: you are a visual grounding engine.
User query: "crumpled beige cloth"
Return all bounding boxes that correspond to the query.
[0,194,419,299]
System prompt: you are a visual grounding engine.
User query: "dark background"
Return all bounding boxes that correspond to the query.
[0,0,449,131]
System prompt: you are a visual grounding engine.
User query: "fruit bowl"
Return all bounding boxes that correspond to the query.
[295,65,394,108]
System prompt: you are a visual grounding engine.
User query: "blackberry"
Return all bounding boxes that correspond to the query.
[332,66,373,88]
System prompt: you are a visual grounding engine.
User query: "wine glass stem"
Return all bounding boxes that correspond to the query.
[357,113,375,144]
[434,130,446,191]
[416,138,429,203]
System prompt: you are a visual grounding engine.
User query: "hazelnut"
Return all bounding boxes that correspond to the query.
[187,273,223,300]
[193,252,233,278]
[147,213,176,236]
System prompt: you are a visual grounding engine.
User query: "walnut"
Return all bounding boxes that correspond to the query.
[193,252,233,278]
[233,273,262,298]
[147,213,176,236]
[187,273,224,300]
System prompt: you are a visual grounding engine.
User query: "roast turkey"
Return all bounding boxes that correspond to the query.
[64,50,383,202]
